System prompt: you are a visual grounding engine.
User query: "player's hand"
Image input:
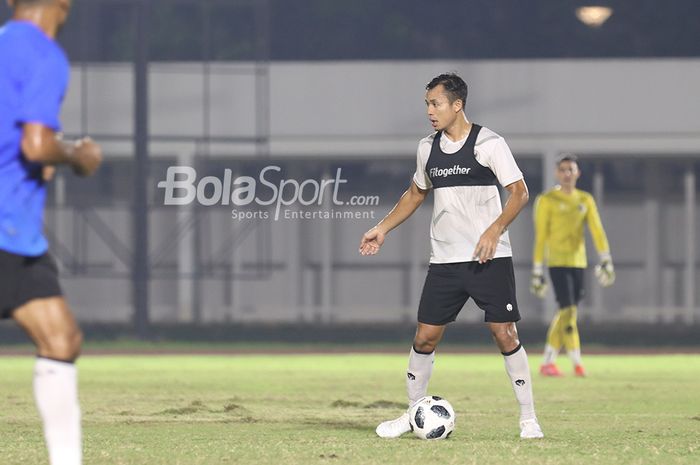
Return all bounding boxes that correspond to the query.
[42,165,56,182]
[530,272,547,298]
[71,137,102,177]
[473,224,501,264]
[359,226,385,256]
[594,259,615,287]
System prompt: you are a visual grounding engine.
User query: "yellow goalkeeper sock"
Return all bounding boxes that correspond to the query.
[543,311,564,365]
[560,305,582,366]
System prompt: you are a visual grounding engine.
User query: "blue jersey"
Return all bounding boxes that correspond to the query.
[0,20,69,256]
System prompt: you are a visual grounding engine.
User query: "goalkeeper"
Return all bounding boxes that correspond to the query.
[530,154,614,377]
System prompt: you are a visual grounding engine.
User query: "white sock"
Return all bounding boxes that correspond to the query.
[568,348,582,366]
[406,346,434,407]
[542,344,559,365]
[503,344,537,422]
[34,357,82,465]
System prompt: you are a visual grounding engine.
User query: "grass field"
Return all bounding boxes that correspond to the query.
[1,353,699,465]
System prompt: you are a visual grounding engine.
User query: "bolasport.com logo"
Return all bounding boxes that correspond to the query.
[157,166,380,221]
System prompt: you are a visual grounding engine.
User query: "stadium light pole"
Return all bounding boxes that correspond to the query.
[133,0,151,338]
[684,166,696,323]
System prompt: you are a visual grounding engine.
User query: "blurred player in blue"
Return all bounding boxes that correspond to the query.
[0,1,102,464]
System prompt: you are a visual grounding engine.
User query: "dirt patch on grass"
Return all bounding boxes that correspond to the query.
[363,400,405,409]
[330,400,362,408]
[157,406,200,415]
[223,403,246,412]
[156,400,208,416]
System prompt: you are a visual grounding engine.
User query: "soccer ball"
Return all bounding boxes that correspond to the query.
[408,395,455,440]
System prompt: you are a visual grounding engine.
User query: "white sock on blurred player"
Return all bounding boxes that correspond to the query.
[34,357,82,465]
[542,343,558,365]
[568,347,582,366]
[407,346,434,406]
[503,344,536,422]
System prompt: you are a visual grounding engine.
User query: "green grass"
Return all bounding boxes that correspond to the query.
[1,354,699,465]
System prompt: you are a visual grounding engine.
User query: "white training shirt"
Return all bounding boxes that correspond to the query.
[413,126,524,264]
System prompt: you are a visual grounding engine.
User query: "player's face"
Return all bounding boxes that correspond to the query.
[556,161,580,188]
[425,85,462,131]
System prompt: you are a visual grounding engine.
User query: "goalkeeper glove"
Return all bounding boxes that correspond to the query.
[594,258,615,287]
[530,265,547,298]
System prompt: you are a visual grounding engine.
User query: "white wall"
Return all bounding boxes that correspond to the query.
[61,59,700,157]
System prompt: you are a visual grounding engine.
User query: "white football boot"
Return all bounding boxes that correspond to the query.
[376,412,411,438]
[519,418,544,439]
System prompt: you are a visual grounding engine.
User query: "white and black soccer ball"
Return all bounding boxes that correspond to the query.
[408,395,455,440]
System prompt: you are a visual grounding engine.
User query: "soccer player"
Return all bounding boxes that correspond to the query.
[530,154,614,377]
[0,1,102,464]
[359,73,543,439]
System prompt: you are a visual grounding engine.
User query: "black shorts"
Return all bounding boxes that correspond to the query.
[549,267,585,308]
[417,257,521,325]
[0,249,63,319]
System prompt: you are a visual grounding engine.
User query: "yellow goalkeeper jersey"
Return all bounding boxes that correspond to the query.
[533,186,610,268]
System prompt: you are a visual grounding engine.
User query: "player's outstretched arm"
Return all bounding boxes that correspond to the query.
[359,180,428,256]
[473,179,529,264]
[21,123,102,177]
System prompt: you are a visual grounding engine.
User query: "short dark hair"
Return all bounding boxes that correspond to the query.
[14,0,54,5]
[426,73,468,109]
[557,153,579,166]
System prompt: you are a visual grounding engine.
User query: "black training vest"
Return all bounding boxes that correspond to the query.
[425,124,498,189]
